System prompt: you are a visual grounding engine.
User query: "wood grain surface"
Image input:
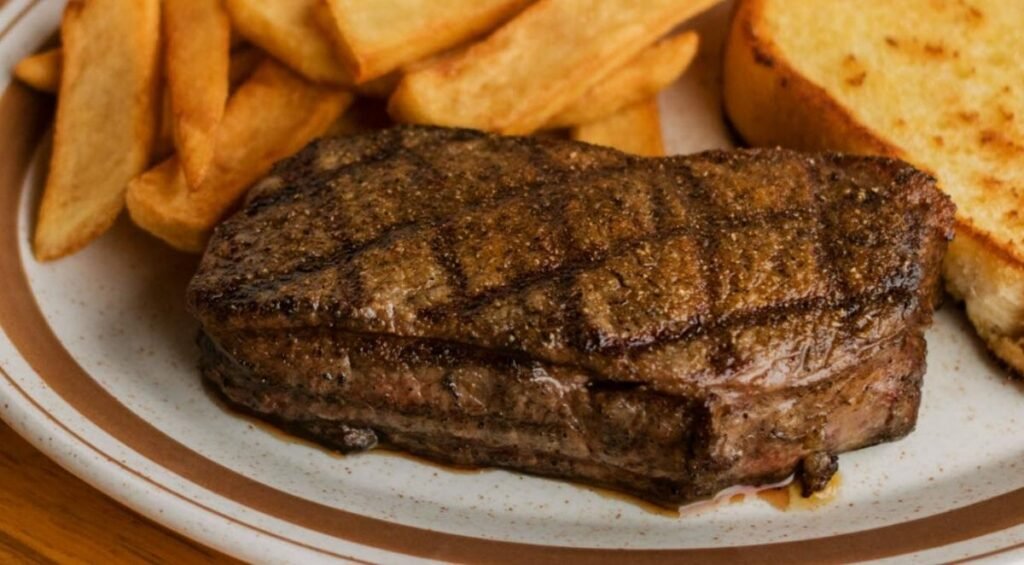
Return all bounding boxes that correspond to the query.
[0,421,236,563]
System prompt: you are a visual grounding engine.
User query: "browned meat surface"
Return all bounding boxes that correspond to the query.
[188,126,955,506]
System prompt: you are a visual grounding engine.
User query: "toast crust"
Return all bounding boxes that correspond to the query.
[723,0,899,159]
[724,0,1024,375]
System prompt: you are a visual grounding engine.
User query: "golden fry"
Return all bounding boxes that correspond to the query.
[126,61,353,252]
[163,0,232,188]
[548,32,698,128]
[34,0,161,261]
[318,0,529,83]
[224,0,351,85]
[571,97,665,157]
[13,48,61,93]
[390,0,719,134]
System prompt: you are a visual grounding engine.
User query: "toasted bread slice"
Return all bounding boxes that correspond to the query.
[724,0,1024,374]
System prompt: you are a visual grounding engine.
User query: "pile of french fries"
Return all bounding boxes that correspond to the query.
[14,0,714,260]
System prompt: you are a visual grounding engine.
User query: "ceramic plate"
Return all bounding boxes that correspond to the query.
[0,1,1022,562]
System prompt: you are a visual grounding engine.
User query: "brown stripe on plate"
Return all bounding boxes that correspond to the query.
[0,79,1022,563]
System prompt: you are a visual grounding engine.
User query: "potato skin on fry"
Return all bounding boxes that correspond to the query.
[126,61,353,252]
[13,48,62,93]
[34,0,161,261]
[572,97,665,157]
[163,0,232,188]
[389,0,719,134]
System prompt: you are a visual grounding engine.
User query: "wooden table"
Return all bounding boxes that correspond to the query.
[0,421,236,563]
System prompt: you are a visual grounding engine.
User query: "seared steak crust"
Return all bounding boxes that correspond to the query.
[189,126,954,505]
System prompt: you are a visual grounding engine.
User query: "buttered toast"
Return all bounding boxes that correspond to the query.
[724,0,1024,374]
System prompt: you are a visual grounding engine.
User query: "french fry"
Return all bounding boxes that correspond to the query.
[163,0,232,188]
[547,32,698,128]
[13,48,62,93]
[317,0,530,83]
[389,0,719,134]
[224,0,351,85]
[571,97,665,157]
[126,61,353,252]
[34,0,161,261]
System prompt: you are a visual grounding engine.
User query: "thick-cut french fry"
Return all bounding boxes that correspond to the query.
[548,32,698,128]
[318,0,530,83]
[163,0,232,188]
[224,0,351,85]
[571,97,665,157]
[13,48,62,93]
[126,61,353,252]
[389,0,719,134]
[34,0,160,261]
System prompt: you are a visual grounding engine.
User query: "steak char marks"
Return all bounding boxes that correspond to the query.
[189,126,954,506]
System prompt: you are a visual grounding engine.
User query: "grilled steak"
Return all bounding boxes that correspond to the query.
[188,126,954,506]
